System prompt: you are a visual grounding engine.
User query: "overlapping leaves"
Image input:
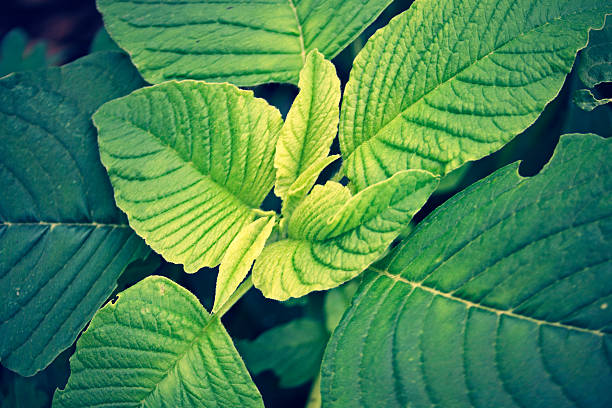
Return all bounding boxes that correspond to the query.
[253,171,438,300]
[97,0,393,86]
[0,52,148,376]
[321,134,612,407]
[94,80,283,273]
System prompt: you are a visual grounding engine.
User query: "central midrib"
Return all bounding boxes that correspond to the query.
[288,0,306,64]
[371,267,606,337]
[139,315,220,406]
[109,113,261,210]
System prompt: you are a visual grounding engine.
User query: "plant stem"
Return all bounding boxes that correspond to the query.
[214,275,254,318]
[305,373,322,408]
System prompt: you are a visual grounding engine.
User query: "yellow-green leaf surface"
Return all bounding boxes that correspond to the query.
[253,170,438,300]
[0,52,148,377]
[281,154,340,219]
[340,0,612,191]
[93,81,283,273]
[97,0,393,86]
[275,49,340,202]
[213,216,275,314]
[322,134,612,407]
[53,276,263,408]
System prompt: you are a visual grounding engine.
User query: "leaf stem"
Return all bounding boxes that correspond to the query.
[305,372,322,408]
[214,275,254,318]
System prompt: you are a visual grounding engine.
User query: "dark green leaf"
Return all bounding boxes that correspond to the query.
[0,52,148,376]
[237,318,327,388]
[322,134,612,407]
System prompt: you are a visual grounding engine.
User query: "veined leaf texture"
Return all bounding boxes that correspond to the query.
[53,276,263,408]
[94,80,283,273]
[96,0,394,86]
[253,170,438,300]
[321,134,612,408]
[340,0,612,191]
[0,52,149,376]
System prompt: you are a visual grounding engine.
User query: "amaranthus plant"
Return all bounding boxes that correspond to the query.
[1,0,611,407]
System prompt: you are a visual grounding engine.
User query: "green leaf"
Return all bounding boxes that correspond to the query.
[252,170,438,300]
[0,52,148,376]
[93,80,283,273]
[321,134,612,407]
[573,88,612,111]
[275,49,340,202]
[96,0,393,86]
[213,216,276,314]
[281,154,340,219]
[237,318,327,388]
[340,0,612,191]
[579,17,612,87]
[53,276,263,407]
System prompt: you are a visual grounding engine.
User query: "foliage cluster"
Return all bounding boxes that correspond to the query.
[1,0,611,407]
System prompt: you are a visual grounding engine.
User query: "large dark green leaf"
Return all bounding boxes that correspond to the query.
[0,52,148,376]
[579,17,612,87]
[322,134,612,407]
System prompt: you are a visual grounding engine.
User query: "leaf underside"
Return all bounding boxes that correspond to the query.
[321,134,612,408]
[340,0,612,191]
[53,276,263,408]
[0,52,148,377]
[94,80,283,273]
[97,0,394,86]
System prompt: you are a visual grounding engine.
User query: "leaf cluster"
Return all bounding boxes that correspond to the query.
[1,0,611,407]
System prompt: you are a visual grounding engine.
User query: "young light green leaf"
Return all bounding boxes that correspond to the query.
[340,0,612,191]
[573,88,612,111]
[282,154,340,219]
[275,49,340,201]
[0,52,148,377]
[236,318,327,388]
[93,80,283,273]
[322,133,612,407]
[579,17,612,87]
[213,216,276,314]
[97,0,393,86]
[253,170,439,300]
[53,276,263,407]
